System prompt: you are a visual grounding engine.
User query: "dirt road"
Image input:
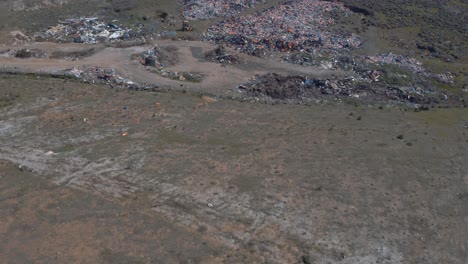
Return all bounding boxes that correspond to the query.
[0,40,340,95]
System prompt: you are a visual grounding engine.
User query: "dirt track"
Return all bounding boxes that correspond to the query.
[0,40,340,95]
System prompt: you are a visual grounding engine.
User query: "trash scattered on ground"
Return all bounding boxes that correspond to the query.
[204,45,240,64]
[283,52,457,90]
[282,52,366,71]
[34,17,148,44]
[204,0,361,56]
[238,73,456,108]
[135,46,204,82]
[138,45,179,68]
[366,53,427,76]
[15,49,48,59]
[62,66,159,91]
[0,49,17,58]
[180,0,265,20]
[1,48,47,58]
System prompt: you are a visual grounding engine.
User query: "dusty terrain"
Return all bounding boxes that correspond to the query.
[1,74,467,263]
[0,0,467,263]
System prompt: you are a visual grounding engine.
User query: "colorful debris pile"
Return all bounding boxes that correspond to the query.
[204,0,361,56]
[62,67,158,91]
[180,0,265,20]
[204,45,240,64]
[35,17,142,44]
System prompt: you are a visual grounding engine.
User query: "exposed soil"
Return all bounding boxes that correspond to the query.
[0,74,467,263]
[49,47,102,60]
[0,1,466,263]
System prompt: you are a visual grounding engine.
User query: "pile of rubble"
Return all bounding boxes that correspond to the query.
[282,52,459,88]
[282,53,365,71]
[204,0,361,56]
[135,46,203,82]
[138,45,179,68]
[62,67,158,91]
[204,45,240,64]
[239,73,452,107]
[35,17,143,44]
[180,0,265,20]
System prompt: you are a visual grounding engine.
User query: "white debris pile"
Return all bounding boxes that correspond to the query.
[62,67,159,91]
[35,17,137,44]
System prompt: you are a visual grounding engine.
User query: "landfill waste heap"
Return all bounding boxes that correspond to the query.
[204,0,361,56]
[35,17,141,44]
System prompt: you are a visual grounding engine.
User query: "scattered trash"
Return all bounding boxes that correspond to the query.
[62,66,159,91]
[122,132,128,137]
[1,48,47,58]
[45,151,55,155]
[367,53,428,76]
[207,203,213,208]
[14,49,47,59]
[0,49,17,58]
[134,46,204,82]
[136,45,179,69]
[204,45,240,64]
[238,73,451,107]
